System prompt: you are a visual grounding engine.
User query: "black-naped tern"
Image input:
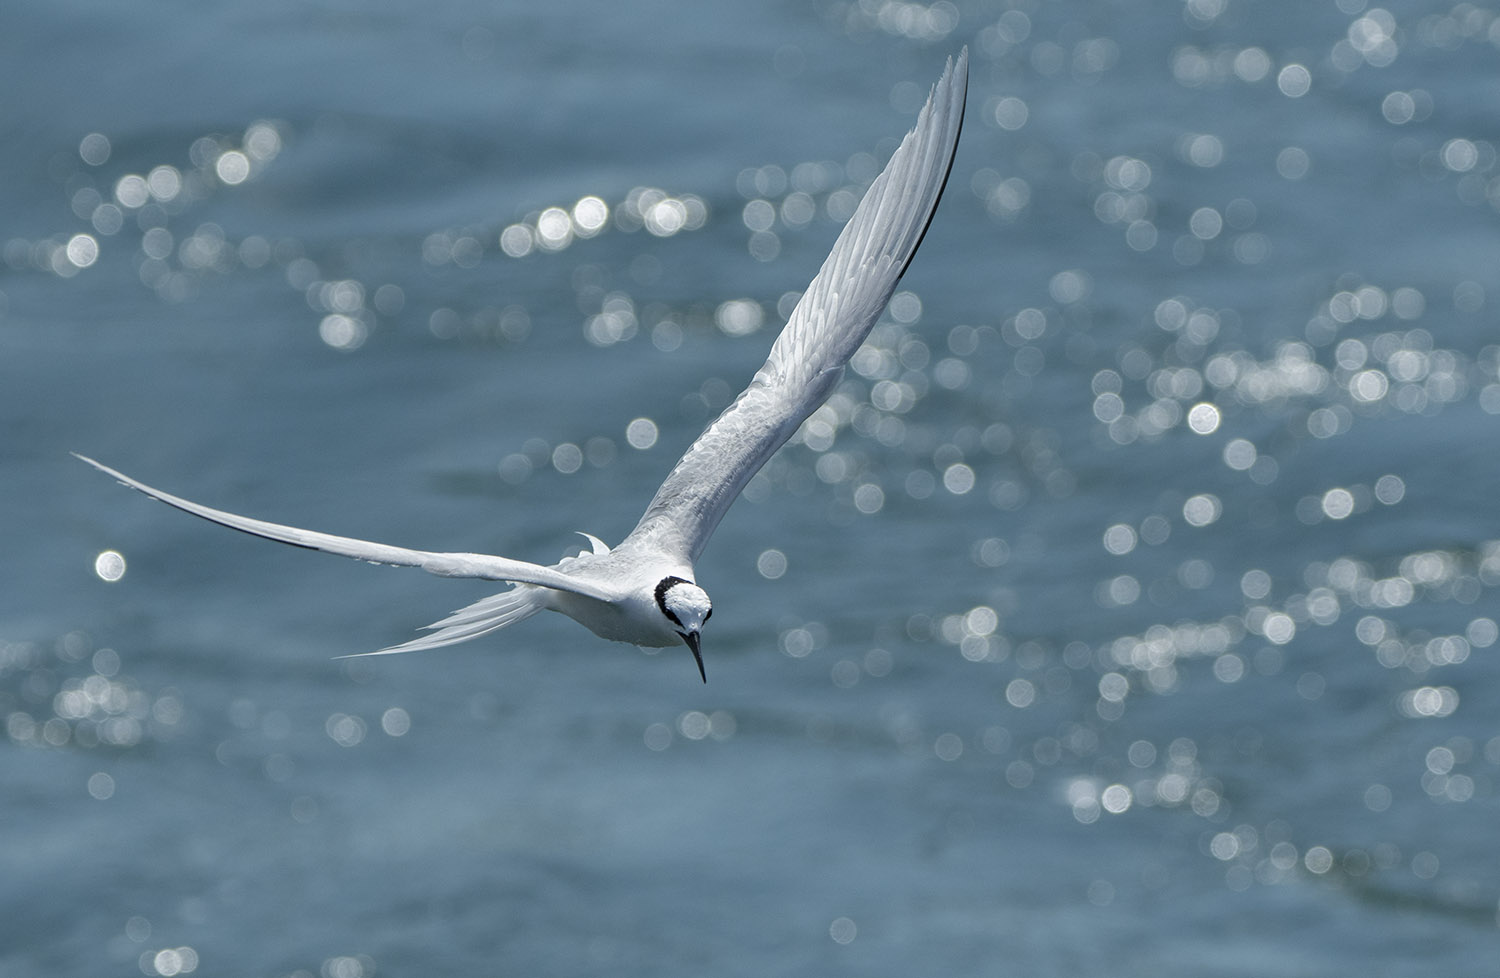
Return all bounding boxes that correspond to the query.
[78,50,968,682]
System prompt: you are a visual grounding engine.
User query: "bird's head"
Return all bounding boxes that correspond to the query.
[655,576,712,683]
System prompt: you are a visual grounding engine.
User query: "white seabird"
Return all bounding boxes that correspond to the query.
[79,50,968,682]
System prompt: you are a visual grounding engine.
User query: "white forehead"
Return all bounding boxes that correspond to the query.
[663,581,711,615]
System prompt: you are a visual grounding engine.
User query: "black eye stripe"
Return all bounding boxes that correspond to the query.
[654,575,689,603]
[655,575,690,628]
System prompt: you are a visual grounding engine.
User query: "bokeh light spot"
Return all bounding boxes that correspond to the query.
[757,549,787,580]
[1276,64,1311,97]
[1182,494,1222,527]
[380,707,410,737]
[626,418,658,450]
[94,550,126,581]
[215,150,250,185]
[1187,402,1220,434]
[79,132,111,165]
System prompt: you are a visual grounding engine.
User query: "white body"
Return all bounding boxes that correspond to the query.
[77,50,969,681]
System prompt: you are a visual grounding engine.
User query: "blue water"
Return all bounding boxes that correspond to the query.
[5,1,1500,975]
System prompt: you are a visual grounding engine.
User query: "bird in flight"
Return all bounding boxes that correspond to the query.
[78,50,968,683]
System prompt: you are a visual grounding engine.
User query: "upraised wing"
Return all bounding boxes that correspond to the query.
[74,453,616,601]
[624,49,968,563]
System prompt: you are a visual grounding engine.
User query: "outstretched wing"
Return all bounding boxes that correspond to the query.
[74,454,616,601]
[624,49,967,563]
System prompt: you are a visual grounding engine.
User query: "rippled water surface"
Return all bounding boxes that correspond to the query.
[6,2,1500,975]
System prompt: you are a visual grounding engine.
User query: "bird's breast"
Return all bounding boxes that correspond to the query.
[549,584,679,648]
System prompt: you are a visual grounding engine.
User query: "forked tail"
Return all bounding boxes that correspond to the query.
[344,585,549,657]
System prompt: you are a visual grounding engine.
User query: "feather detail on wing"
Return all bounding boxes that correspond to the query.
[624,49,967,563]
[74,453,616,602]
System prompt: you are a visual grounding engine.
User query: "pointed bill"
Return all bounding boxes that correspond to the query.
[684,631,706,683]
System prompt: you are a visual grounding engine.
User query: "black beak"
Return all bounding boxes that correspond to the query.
[683,632,706,683]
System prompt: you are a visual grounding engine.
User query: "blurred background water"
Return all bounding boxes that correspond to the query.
[5,1,1500,975]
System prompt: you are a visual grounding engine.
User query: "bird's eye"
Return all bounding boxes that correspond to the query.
[704,608,712,622]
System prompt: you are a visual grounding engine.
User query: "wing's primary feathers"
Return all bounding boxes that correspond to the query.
[626,49,968,562]
[73,454,616,602]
